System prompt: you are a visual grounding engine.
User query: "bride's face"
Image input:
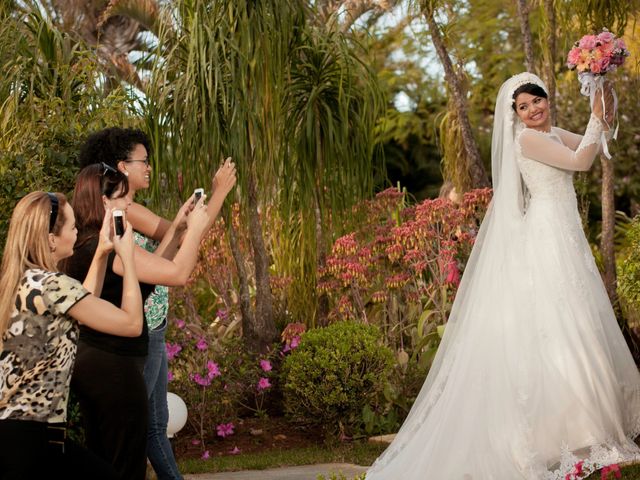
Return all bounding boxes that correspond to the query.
[514,92,551,131]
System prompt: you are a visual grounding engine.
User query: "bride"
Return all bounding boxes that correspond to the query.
[366,72,640,479]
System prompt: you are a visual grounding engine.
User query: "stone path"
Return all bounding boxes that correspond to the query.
[184,463,368,480]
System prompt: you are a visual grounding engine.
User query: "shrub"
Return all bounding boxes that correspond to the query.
[280,321,394,437]
[618,216,640,325]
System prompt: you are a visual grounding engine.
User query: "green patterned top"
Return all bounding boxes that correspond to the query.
[134,232,169,330]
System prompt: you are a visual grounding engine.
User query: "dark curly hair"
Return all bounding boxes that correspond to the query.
[511,83,548,112]
[78,127,152,169]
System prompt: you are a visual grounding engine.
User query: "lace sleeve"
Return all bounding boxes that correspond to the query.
[518,115,604,171]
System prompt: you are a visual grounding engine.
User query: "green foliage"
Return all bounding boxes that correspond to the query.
[280,321,394,437]
[618,216,640,325]
[0,8,133,246]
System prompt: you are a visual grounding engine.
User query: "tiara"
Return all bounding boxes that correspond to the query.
[508,72,547,95]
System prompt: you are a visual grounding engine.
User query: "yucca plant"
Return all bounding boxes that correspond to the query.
[145,0,385,349]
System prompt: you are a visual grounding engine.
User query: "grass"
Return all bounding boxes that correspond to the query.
[178,441,640,479]
[177,441,387,474]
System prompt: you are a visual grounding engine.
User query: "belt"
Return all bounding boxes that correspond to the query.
[46,423,67,453]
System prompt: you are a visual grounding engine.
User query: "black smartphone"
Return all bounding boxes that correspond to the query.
[113,210,125,237]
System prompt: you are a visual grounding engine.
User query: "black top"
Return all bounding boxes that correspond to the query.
[64,236,154,356]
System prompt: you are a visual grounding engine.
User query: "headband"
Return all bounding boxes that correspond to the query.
[47,192,59,233]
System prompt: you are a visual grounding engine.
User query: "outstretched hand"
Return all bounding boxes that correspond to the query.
[186,195,211,234]
[172,194,196,233]
[592,81,615,126]
[211,157,237,197]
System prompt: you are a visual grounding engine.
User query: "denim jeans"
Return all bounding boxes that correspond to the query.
[144,320,183,480]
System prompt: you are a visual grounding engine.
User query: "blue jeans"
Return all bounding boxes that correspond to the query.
[144,320,183,480]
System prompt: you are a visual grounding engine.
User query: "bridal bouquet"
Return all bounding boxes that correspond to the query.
[566,29,629,76]
[566,28,628,158]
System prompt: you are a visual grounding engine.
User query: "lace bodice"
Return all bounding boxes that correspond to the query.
[516,115,604,205]
[517,132,576,203]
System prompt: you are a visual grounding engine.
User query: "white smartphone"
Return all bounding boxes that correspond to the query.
[112,209,125,237]
[193,188,204,204]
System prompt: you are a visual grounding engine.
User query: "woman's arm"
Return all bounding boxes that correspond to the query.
[206,158,237,228]
[519,115,605,171]
[68,223,143,337]
[519,84,615,171]
[112,199,211,286]
[127,202,172,241]
[81,209,114,295]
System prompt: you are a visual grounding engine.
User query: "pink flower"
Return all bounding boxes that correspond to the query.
[216,422,235,438]
[257,377,271,391]
[207,361,221,378]
[444,260,460,286]
[196,338,208,351]
[601,464,621,480]
[259,359,272,372]
[290,336,300,349]
[191,439,201,445]
[578,34,597,49]
[598,31,615,44]
[191,373,211,386]
[229,446,241,455]
[166,342,182,361]
[567,47,582,66]
[175,319,186,329]
[167,370,174,382]
[201,450,210,460]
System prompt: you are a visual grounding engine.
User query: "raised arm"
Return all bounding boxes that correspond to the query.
[68,222,143,337]
[127,202,172,241]
[81,209,114,295]
[112,197,211,286]
[206,157,237,228]
[518,115,605,171]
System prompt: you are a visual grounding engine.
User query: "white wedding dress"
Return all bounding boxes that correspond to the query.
[366,73,640,480]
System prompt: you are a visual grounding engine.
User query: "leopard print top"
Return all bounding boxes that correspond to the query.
[0,269,89,423]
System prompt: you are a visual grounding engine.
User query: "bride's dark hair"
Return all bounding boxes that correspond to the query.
[511,83,548,111]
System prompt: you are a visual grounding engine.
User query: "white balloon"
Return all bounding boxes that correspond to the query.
[166,392,188,438]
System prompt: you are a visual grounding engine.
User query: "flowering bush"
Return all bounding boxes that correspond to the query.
[165,314,279,450]
[318,187,491,356]
[280,321,394,437]
[566,29,629,75]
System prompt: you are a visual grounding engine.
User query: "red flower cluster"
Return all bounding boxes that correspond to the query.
[318,187,491,347]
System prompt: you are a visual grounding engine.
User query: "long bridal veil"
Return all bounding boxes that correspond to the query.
[366,72,640,480]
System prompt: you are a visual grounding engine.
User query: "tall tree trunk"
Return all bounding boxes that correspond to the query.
[541,0,557,123]
[422,6,489,189]
[228,219,256,347]
[515,0,536,73]
[314,118,329,326]
[600,153,617,303]
[247,168,278,351]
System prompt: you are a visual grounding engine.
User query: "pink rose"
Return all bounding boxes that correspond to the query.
[598,31,615,43]
[597,56,610,73]
[616,38,627,50]
[578,34,597,49]
[567,47,582,66]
